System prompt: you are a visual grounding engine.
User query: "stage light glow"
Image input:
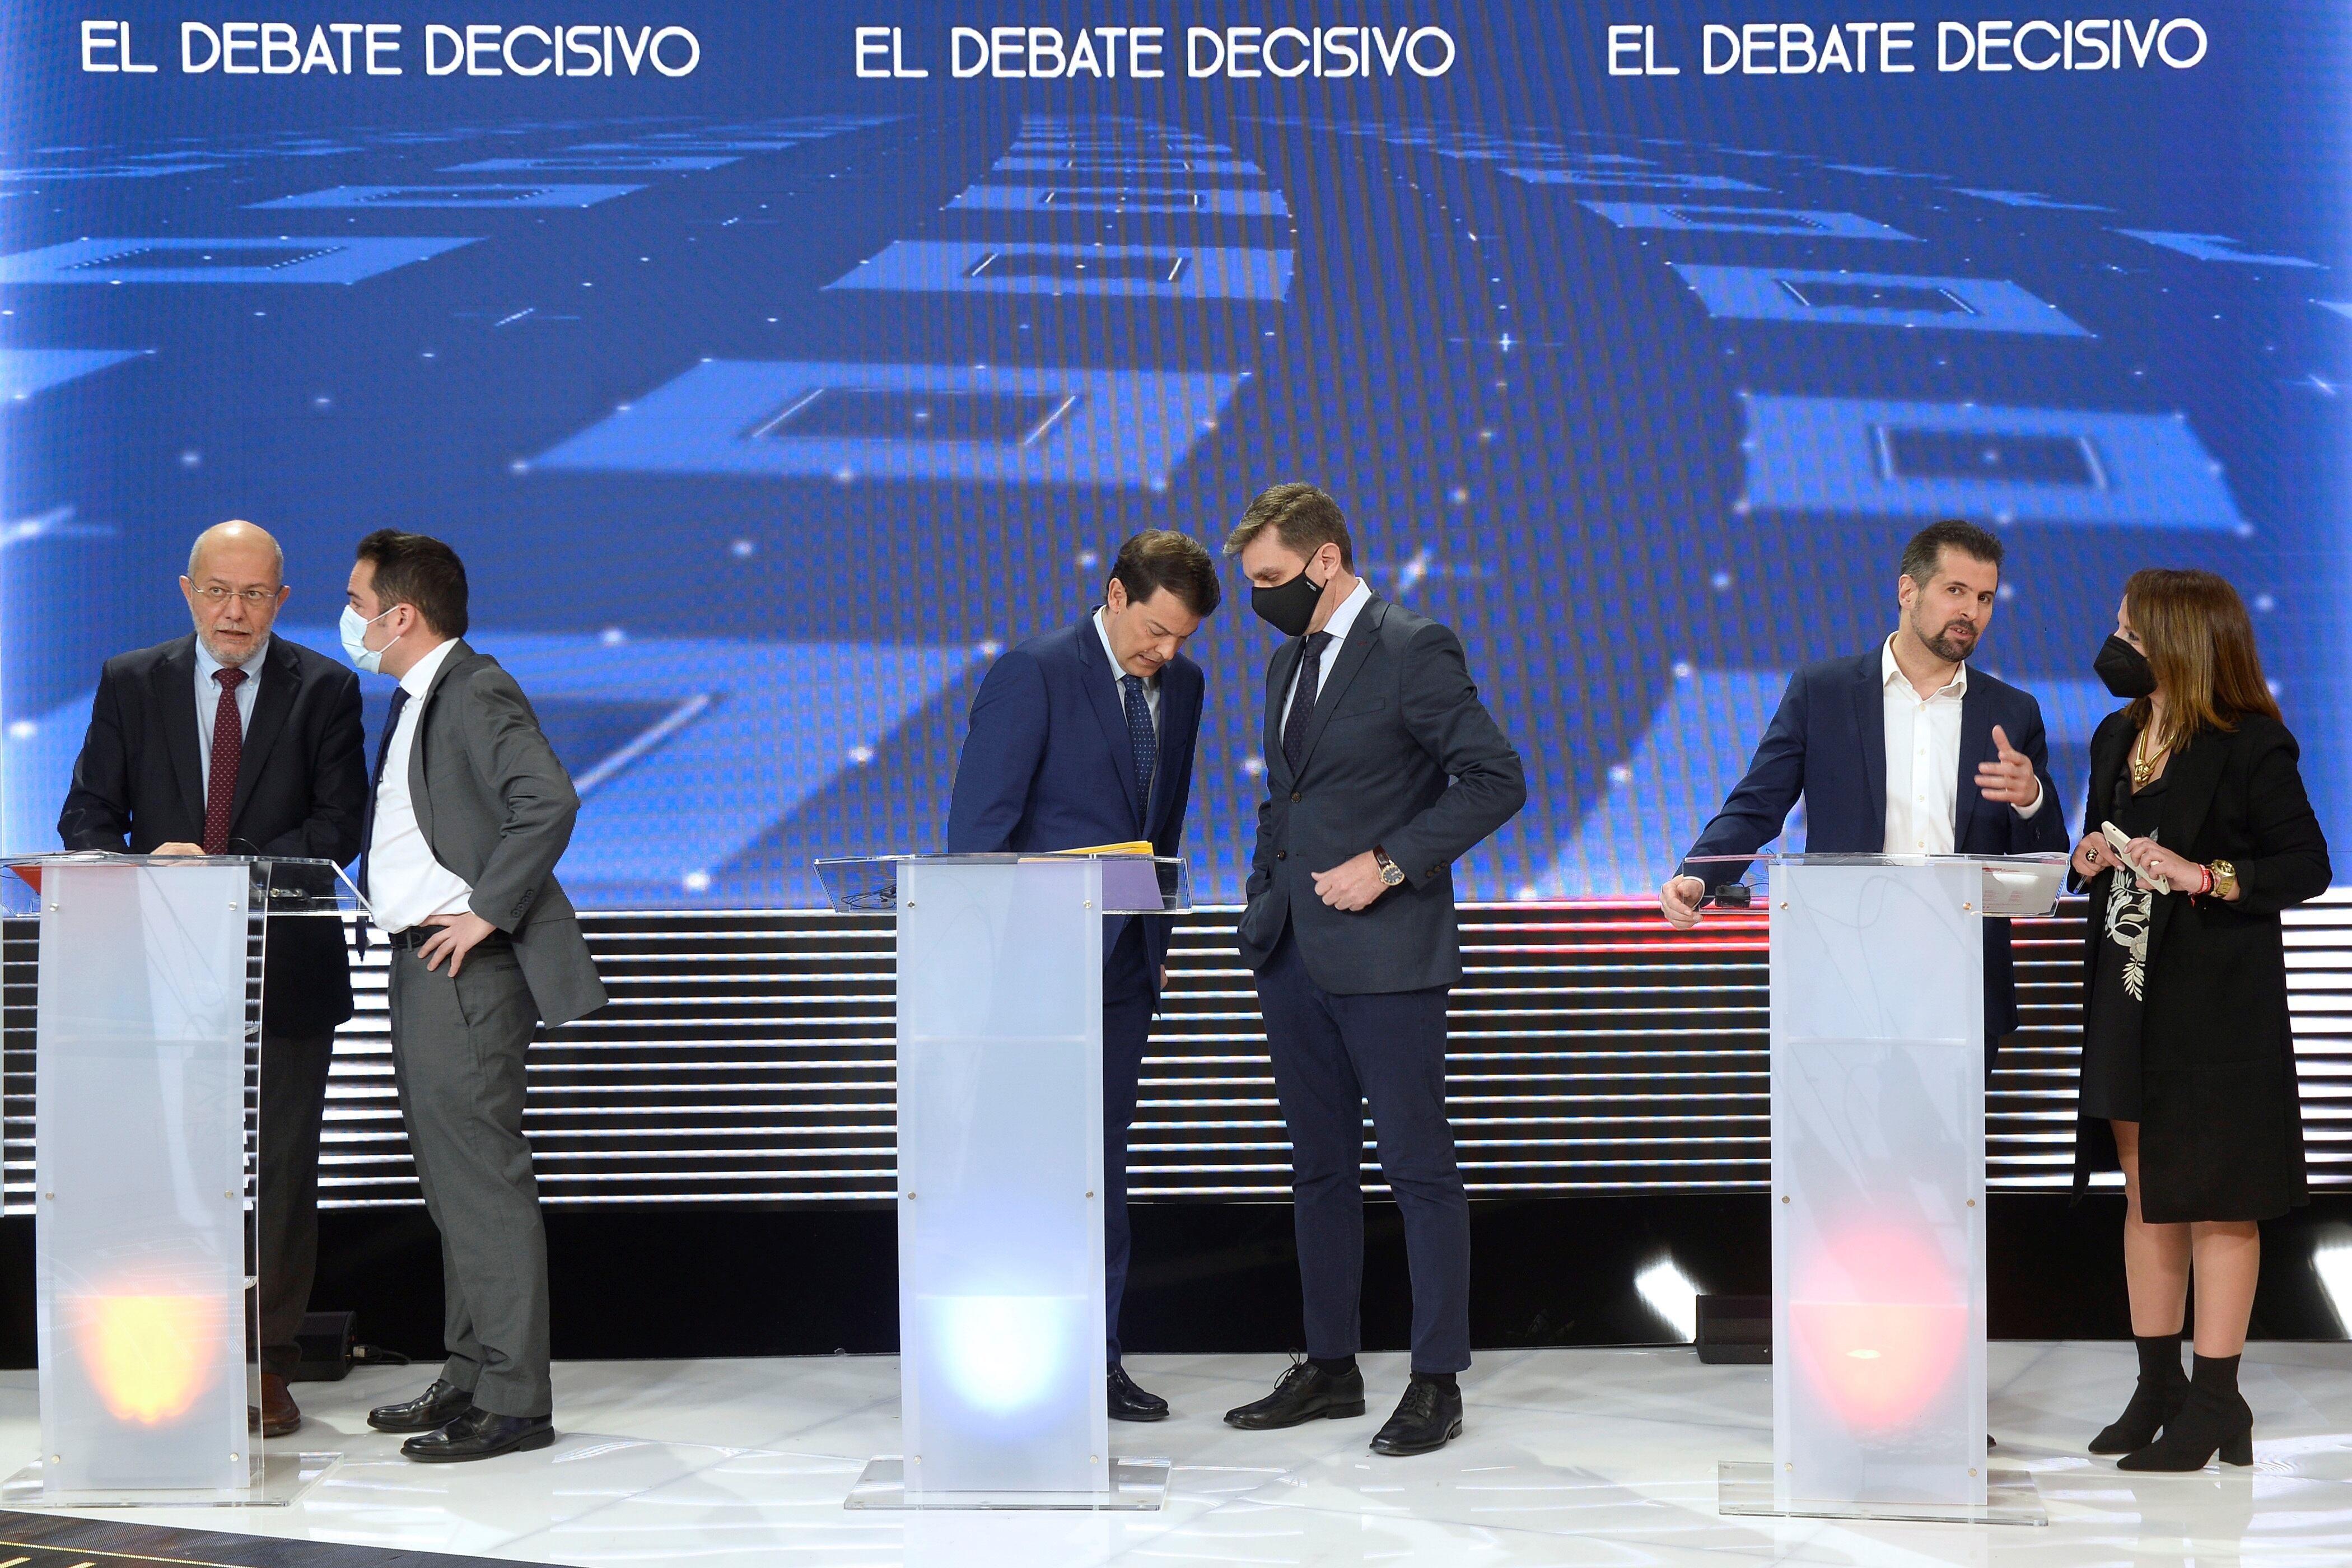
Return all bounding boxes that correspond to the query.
[1635,1256,1698,1341]
[935,1294,1067,1417]
[1788,1221,1968,1431]
[2313,1238,2352,1334]
[66,1294,226,1425]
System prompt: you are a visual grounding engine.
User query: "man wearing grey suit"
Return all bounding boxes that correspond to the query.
[340,530,606,1463]
[1219,483,1526,1457]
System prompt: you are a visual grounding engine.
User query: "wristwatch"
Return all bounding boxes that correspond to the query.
[2208,859,2238,900]
[1372,846,1406,888]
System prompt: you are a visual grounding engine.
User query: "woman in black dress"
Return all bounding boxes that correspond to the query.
[2070,568,2330,1470]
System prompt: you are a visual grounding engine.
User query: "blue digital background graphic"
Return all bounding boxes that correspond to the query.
[2,4,2345,907]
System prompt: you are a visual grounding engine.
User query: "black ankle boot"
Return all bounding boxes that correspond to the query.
[2117,1353,2253,1471]
[2088,1334,2188,1455]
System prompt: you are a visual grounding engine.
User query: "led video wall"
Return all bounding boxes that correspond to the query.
[3,3,2344,906]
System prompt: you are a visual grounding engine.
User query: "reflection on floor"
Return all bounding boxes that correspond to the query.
[3,1342,2349,1566]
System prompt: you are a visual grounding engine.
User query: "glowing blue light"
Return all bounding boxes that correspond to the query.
[931,1295,1072,1418]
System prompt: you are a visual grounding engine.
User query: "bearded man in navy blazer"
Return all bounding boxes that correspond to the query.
[946,530,1221,1424]
[1662,519,2073,1061]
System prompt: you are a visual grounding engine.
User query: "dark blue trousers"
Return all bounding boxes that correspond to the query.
[1256,925,1471,1374]
[1103,922,1154,1368]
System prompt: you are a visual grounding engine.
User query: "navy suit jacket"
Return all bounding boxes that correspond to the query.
[1675,650,2072,1043]
[945,617,1205,1001]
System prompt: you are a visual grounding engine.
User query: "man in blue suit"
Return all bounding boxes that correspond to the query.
[946,529,1221,1422]
[1662,520,2073,1061]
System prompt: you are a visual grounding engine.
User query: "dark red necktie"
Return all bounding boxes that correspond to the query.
[204,666,247,854]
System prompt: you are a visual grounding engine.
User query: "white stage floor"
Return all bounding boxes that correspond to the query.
[4,1342,2350,1566]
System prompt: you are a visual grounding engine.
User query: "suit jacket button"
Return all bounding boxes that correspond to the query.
[1290,792,1301,802]
[1276,850,1287,861]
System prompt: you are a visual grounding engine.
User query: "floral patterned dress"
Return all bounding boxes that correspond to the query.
[2080,770,2169,1122]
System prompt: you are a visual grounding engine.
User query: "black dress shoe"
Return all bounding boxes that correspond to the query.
[1371,1377,1463,1457]
[1109,1364,1169,1422]
[402,1407,556,1463]
[1224,1359,1367,1430]
[368,1379,475,1433]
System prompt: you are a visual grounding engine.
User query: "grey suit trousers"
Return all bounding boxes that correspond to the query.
[387,940,552,1417]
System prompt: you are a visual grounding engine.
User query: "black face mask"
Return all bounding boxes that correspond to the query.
[1251,565,1326,639]
[2094,634,2157,699]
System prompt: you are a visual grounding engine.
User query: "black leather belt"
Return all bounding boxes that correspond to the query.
[386,923,511,951]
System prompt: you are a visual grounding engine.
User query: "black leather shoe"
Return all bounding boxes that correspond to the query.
[1109,1364,1169,1422]
[1224,1359,1367,1430]
[402,1407,556,1463]
[1371,1378,1464,1457]
[368,1379,475,1433]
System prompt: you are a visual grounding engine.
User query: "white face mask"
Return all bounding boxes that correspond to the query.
[340,603,395,674]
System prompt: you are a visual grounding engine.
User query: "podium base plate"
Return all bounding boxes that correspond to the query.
[846,1455,1169,1511]
[3,1450,342,1510]
[1717,1460,2047,1527]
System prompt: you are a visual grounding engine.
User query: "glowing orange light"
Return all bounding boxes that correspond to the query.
[65,1295,226,1425]
[1789,1221,1969,1431]
[1789,1300,1970,1429]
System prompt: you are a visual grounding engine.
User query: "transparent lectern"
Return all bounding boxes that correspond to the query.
[815,852,1188,1511]
[1706,853,2065,1528]
[1,852,362,1508]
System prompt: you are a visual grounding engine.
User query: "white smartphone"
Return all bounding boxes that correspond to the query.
[2101,820,2169,894]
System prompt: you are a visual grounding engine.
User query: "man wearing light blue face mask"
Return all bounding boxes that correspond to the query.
[340,529,604,1464]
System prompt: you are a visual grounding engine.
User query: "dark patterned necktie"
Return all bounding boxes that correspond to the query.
[203,666,247,854]
[358,686,410,898]
[1119,673,1156,815]
[1281,631,1333,777]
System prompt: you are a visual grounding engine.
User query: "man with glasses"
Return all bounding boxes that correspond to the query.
[58,519,368,1440]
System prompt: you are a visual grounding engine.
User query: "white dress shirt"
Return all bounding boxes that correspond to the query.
[193,634,267,782]
[1879,633,2043,855]
[1094,607,1158,728]
[367,637,474,933]
[1282,577,1373,728]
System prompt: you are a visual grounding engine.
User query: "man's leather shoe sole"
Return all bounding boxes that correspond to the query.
[1371,1413,1464,1457]
[404,1422,556,1464]
[252,1408,300,1440]
[1225,1397,1368,1431]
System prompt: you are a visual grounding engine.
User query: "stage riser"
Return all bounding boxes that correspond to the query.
[3,1192,2346,1368]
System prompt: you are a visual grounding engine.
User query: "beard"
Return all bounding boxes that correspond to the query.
[1919,619,1978,664]
[198,626,263,666]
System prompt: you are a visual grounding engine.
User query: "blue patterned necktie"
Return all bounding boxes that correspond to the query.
[1119,673,1156,817]
[1282,631,1333,777]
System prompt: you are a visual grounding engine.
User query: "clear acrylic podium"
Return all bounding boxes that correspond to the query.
[1,852,363,1508]
[814,852,1189,1510]
[1702,853,2065,1527]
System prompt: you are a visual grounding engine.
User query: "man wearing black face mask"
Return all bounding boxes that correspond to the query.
[1660,519,2071,1064]
[1220,482,1526,1458]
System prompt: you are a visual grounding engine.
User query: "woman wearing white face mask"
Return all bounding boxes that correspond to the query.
[2069,568,2330,1471]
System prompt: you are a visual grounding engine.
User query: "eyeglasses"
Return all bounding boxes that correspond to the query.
[191,586,281,606]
